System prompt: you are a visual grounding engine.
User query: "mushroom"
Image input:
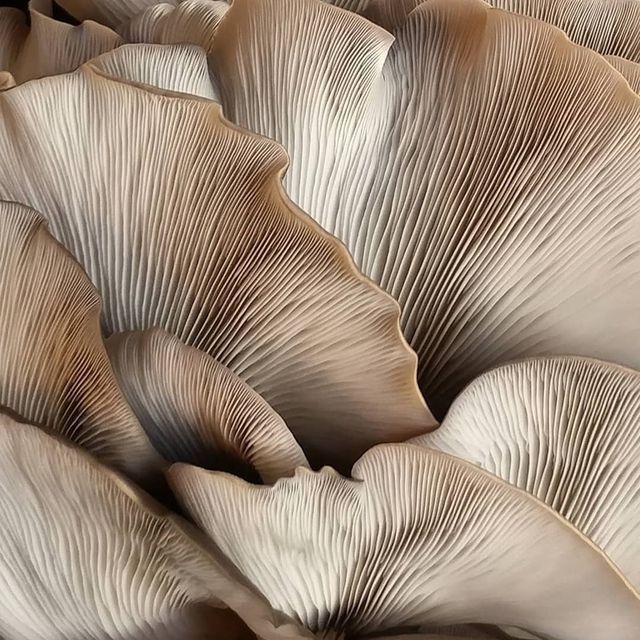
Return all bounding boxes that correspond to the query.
[0,45,434,470]
[120,0,229,53]
[468,0,640,62]
[107,328,308,483]
[0,410,305,640]
[117,0,229,101]
[157,0,640,419]
[168,444,640,639]
[416,356,640,590]
[0,200,161,484]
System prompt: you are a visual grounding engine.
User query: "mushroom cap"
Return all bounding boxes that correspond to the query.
[107,328,308,483]
[90,43,217,98]
[0,410,266,639]
[361,0,640,92]
[0,45,433,470]
[417,356,640,590]
[168,444,640,639]
[0,7,122,84]
[191,0,640,418]
[120,0,229,52]
[56,0,175,29]
[0,200,161,483]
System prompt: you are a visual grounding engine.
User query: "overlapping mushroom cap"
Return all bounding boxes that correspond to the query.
[357,0,640,48]
[121,0,229,52]
[0,45,433,470]
[0,200,161,483]
[138,0,640,418]
[417,356,640,591]
[107,328,308,482]
[1,0,639,637]
[56,0,173,29]
[168,444,640,639]
[0,411,304,640]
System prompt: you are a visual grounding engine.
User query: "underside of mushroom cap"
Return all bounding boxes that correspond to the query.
[204,0,640,418]
[0,411,253,639]
[168,444,640,639]
[0,45,433,470]
[89,42,217,98]
[0,200,162,484]
[417,355,640,590]
[0,7,122,84]
[107,328,308,483]
[56,0,176,29]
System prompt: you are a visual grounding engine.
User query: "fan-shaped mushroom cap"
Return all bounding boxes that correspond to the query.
[0,410,306,640]
[168,444,640,639]
[0,200,161,482]
[107,328,308,483]
[204,0,640,417]
[470,0,640,62]
[416,356,640,591]
[0,7,122,84]
[0,46,433,470]
[118,0,228,100]
[90,43,217,98]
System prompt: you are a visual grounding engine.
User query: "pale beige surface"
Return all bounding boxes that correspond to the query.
[0,201,161,483]
[107,328,308,483]
[0,47,433,470]
[0,8,122,84]
[0,412,306,640]
[169,444,640,639]
[203,0,640,418]
[418,356,640,590]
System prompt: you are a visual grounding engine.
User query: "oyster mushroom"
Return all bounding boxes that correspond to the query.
[468,0,640,62]
[107,328,308,483]
[0,45,433,470]
[0,410,304,640]
[416,356,640,590]
[168,444,640,639]
[359,0,640,54]
[195,0,640,417]
[120,0,229,52]
[0,200,161,483]
[118,0,228,100]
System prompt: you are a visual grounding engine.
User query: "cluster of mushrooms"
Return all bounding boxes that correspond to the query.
[0,0,640,638]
